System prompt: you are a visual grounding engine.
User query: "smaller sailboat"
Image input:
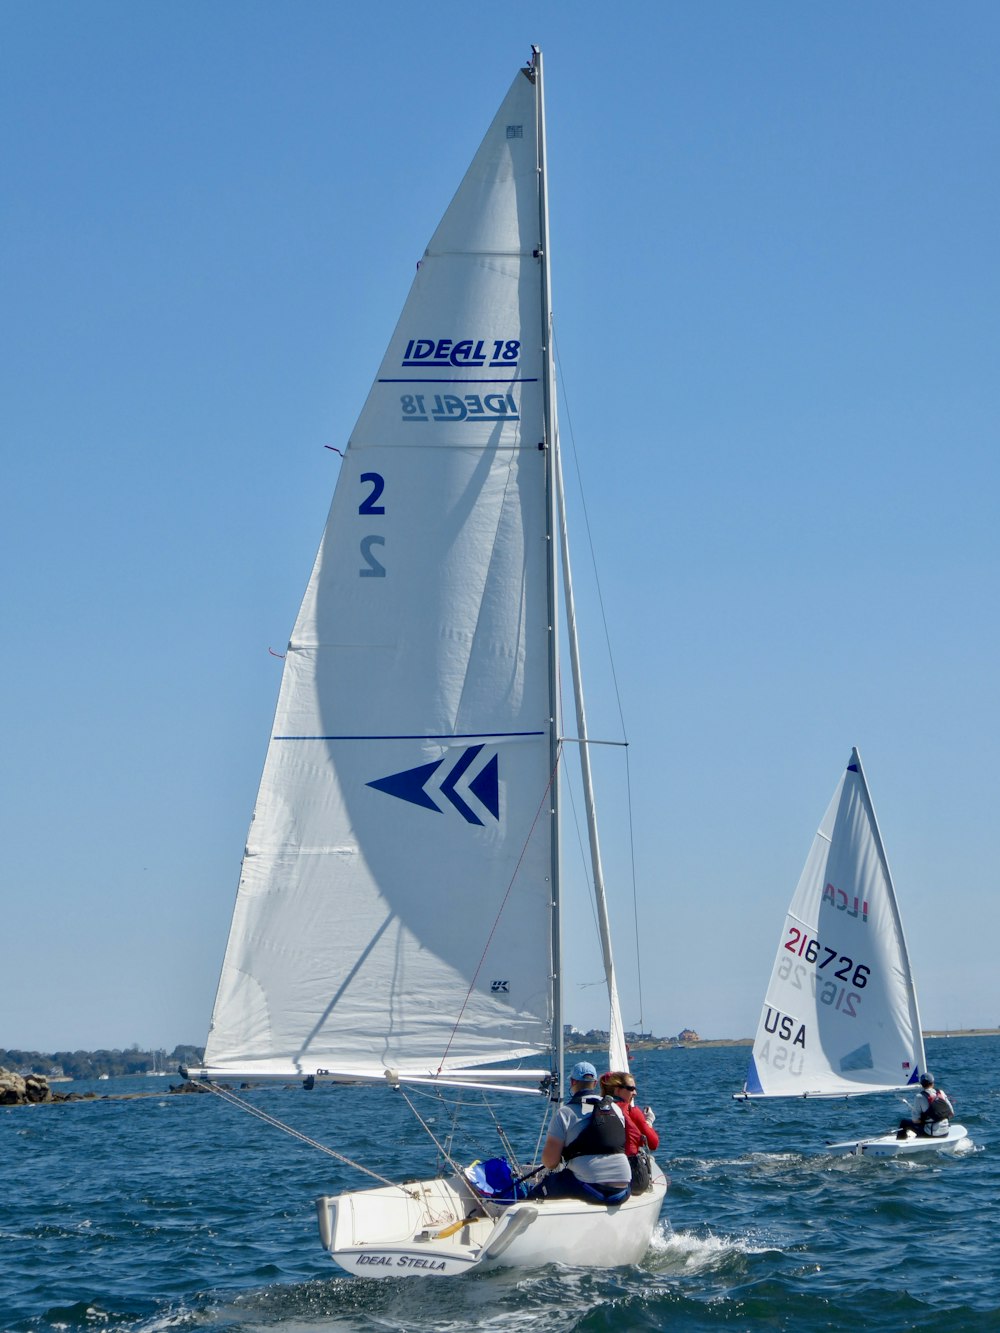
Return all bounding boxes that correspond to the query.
[736,748,968,1157]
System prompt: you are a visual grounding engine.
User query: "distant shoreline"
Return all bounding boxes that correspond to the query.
[5,1029,998,1105]
[568,1028,1000,1052]
[6,1028,997,1083]
[922,1028,1000,1039]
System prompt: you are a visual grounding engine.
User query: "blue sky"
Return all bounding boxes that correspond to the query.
[4,2,998,1053]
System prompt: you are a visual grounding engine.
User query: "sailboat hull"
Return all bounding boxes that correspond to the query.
[826,1123,969,1158]
[317,1163,667,1277]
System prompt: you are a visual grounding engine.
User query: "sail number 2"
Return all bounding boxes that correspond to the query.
[783,928,870,989]
[359,471,386,577]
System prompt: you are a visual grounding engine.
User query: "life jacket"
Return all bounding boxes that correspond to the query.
[563,1093,626,1159]
[922,1088,953,1123]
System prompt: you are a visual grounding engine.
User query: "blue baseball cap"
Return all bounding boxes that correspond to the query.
[570,1061,597,1081]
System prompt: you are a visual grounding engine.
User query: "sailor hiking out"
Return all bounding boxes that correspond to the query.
[528,1061,631,1203]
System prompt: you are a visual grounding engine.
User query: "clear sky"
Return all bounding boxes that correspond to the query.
[4,2,998,1054]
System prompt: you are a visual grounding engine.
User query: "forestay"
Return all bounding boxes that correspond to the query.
[203,68,557,1087]
[741,748,926,1098]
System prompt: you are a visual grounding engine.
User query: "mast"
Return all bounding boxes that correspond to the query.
[532,49,626,1076]
[555,446,629,1073]
[533,46,564,1099]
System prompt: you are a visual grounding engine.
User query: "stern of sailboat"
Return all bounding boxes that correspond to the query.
[316,1159,667,1276]
[316,1173,507,1276]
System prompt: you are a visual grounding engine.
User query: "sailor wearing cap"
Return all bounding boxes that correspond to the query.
[897,1071,955,1138]
[527,1060,631,1203]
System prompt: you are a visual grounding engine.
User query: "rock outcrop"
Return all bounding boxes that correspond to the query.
[0,1067,63,1105]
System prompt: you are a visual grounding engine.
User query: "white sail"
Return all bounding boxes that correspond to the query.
[742,748,926,1098]
[203,68,556,1085]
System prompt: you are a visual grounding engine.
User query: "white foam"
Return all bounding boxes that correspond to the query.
[646,1221,774,1272]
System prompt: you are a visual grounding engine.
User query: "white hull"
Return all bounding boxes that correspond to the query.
[826,1123,968,1158]
[316,1163,667,1277]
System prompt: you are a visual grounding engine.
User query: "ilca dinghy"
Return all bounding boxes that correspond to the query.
[187,48,666,1276]
[735,748,968,1158]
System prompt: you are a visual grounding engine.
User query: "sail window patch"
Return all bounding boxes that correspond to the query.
[839,1043,875,1073]
[506,125,523,138]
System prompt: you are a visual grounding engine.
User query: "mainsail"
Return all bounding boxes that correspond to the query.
[742,748,926,1098]
[191,51,664,1281]
[203,68,556,1085]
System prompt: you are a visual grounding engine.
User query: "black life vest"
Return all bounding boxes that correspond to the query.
[563,1093,626,1159]
[922,1088,953,1123]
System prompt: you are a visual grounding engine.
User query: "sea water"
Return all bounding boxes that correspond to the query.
[3,1036,998,1331]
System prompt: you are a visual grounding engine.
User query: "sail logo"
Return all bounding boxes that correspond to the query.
[402,338,521,368]
[491,980,510,993]
[754,1037,804,1077]
[822,882,869,923]
[367,744,499,826]
[763,1007,806,1048]
[401,391,519,423]
[754,1009,806,1077]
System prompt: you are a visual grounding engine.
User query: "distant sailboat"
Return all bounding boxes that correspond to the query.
[187,48,666,1274]
[736,748,968,1157]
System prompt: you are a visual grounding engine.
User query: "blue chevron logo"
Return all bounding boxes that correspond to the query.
[367,745,499,825]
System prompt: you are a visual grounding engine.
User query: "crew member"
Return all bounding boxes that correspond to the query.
[601,1070,658,1192]
[528,1061,631,1202]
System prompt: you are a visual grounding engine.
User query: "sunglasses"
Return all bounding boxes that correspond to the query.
[621,1083,637,1092]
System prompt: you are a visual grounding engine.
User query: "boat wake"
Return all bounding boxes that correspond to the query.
[645,1221,778,1274]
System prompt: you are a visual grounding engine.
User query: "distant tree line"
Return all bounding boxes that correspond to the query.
[565,1026,700,1046]
[0,1044,205,1079]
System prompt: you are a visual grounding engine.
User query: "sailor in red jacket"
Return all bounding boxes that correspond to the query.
[601,1070,659,1190]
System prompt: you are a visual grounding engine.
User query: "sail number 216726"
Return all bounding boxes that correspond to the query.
[783,927,870,989]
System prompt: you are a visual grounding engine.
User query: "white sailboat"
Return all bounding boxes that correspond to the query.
[736,748,967,1157]
[188,48,665,1275]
